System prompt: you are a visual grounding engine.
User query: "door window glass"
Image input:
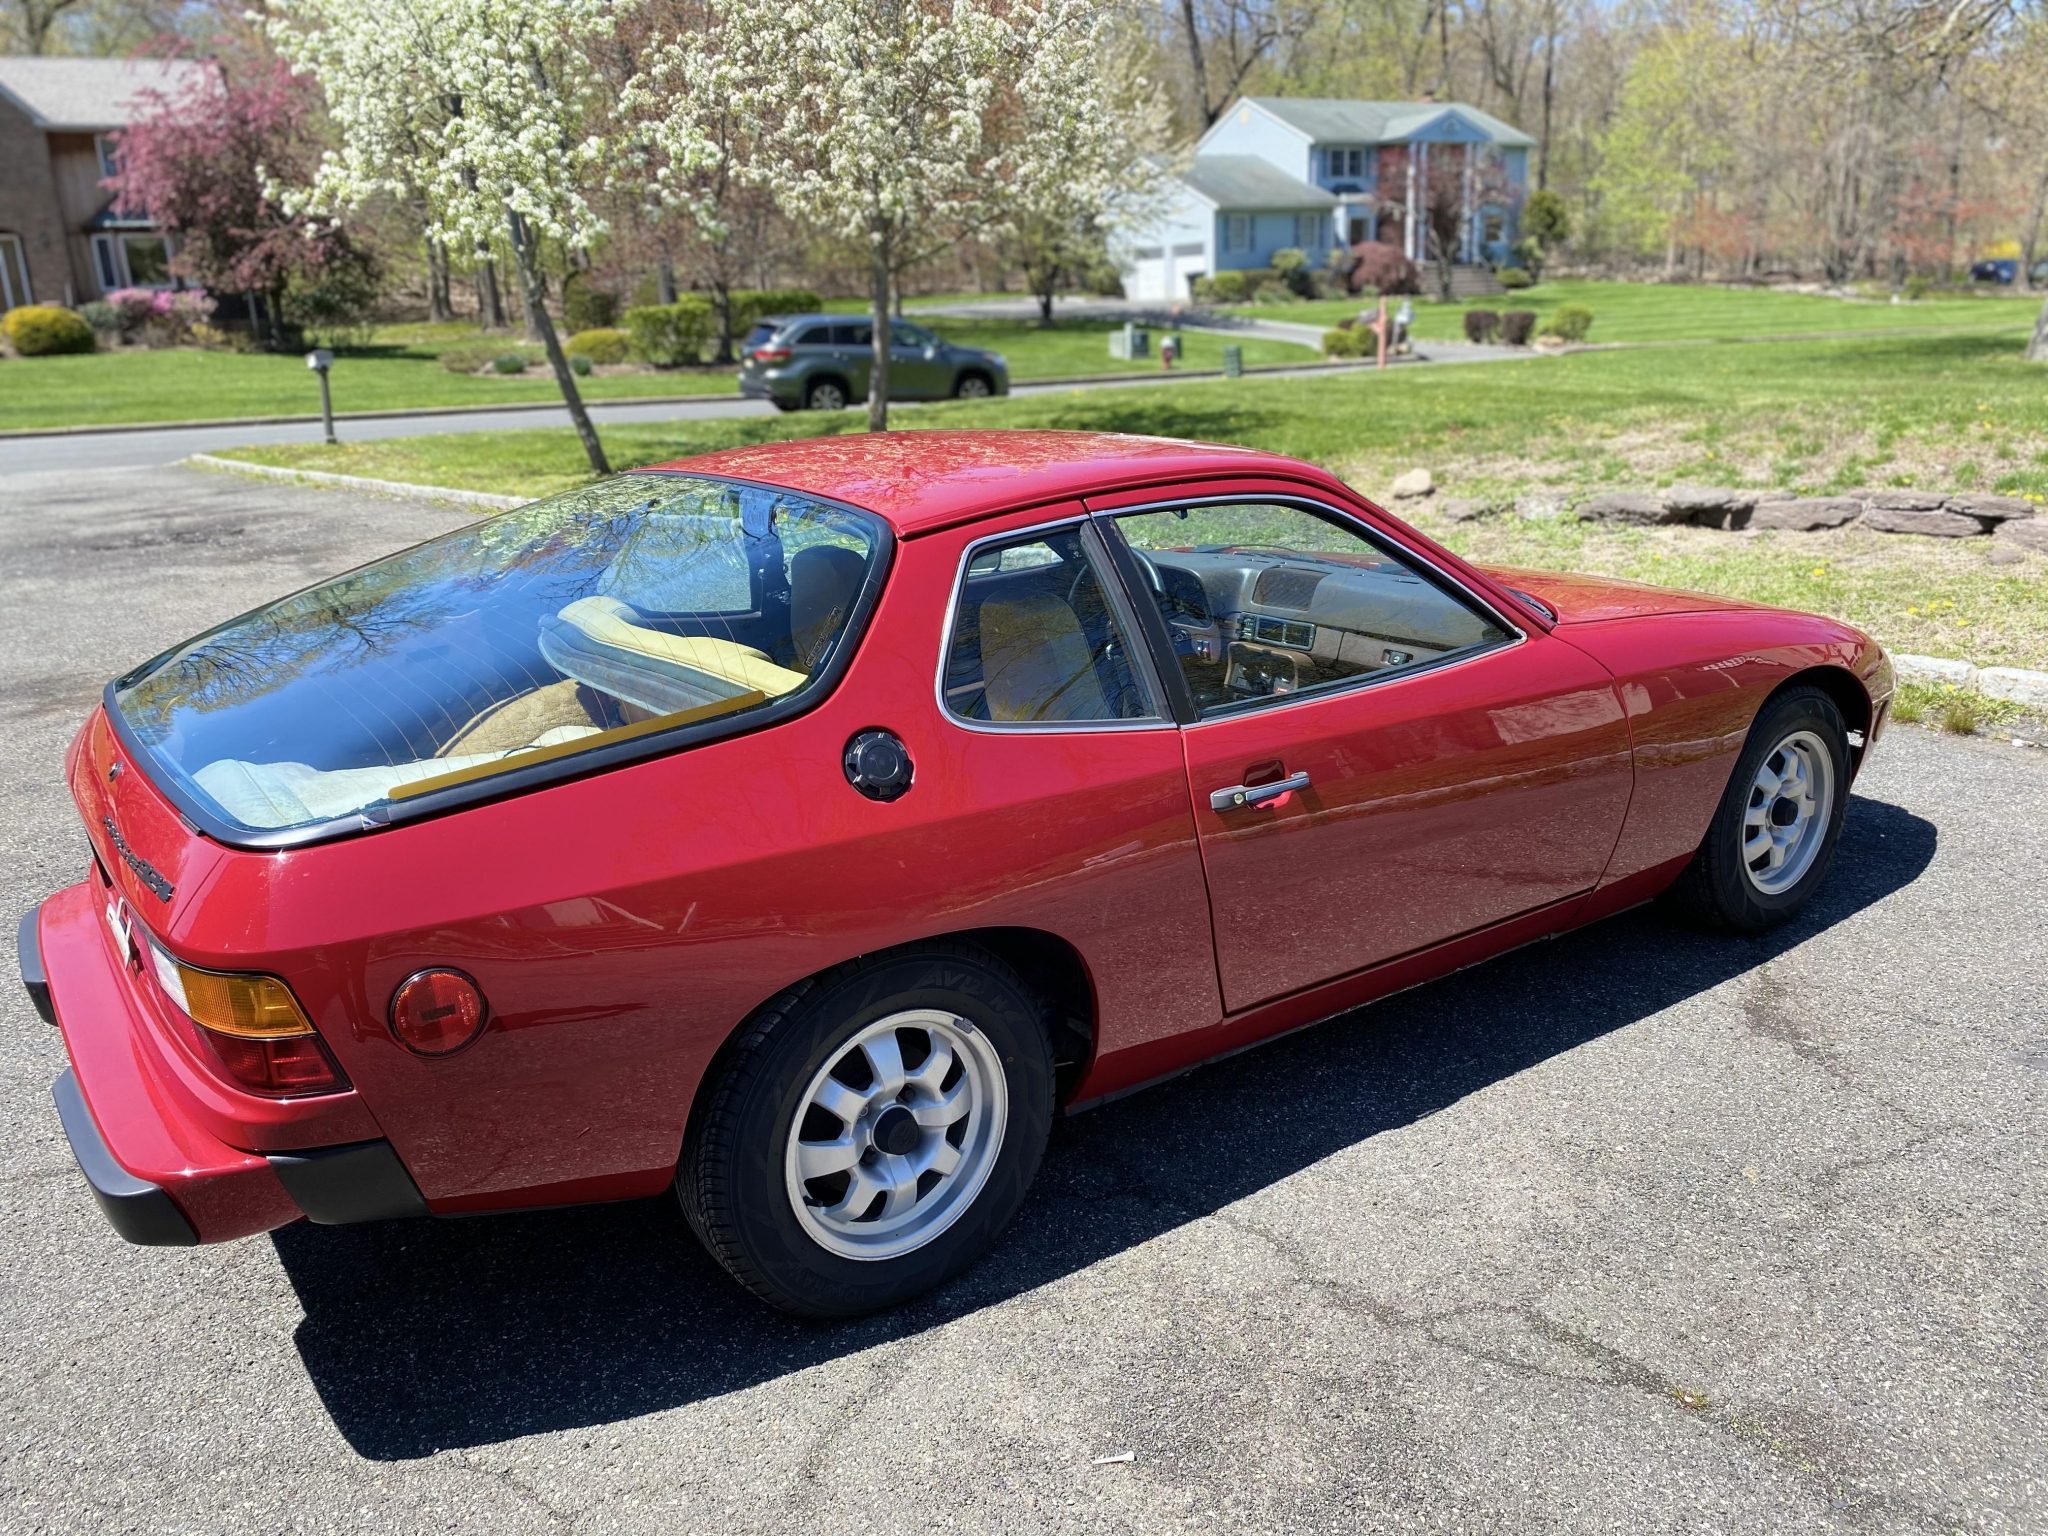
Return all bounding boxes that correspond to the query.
[1110,503,1512,715]
[890,320,934,349]
[827,321,873,346]
[943,527,1152,725]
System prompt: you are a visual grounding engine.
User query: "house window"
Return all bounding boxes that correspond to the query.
[1328,147,1366,180]
[95,134,120,181]
[1224,214,1252,253]
[1294,213,1325,248]
[0,234,30,309]
[92,231,178,292]
[1483,213,1505,244]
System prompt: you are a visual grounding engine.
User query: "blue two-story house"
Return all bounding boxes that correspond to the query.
[1119,96,1535,303]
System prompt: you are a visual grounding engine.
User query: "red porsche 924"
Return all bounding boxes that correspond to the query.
[21,431,1892,1316]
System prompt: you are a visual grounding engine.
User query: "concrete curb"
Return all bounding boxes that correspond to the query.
[0,390,742,440]
[186,453,526,510]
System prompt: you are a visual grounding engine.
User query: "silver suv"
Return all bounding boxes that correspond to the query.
[738,314,1009,412]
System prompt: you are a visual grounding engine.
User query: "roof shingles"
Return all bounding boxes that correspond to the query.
[0,57,210,131]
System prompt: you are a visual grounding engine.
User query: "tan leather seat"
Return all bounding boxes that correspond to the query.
[552,596,807,699]
[789,545,867,670]
[977,591,1108,722]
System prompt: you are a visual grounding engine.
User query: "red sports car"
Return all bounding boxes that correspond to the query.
[20,431,1892,1316]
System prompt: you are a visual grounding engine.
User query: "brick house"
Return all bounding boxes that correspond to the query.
[0,56,211,310]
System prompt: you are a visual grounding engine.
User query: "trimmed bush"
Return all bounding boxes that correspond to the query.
[1345,241,1419,297]
[569,353,592,377]
[1497,265,1535,290]
[1251,278,1295,305]
[79,301,119,335]
[1500,310,1536,346]
[565,326,631,365]
[1463,308,1501,344]
[3,304,95,356]
[728,288,822,335]
[490,352,528,375]
[1322,327,1366,359]
[625,296,716,366]
[563,276,618,333]
[1542,304,1594,343]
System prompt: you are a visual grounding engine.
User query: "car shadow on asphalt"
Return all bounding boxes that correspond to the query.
[273,793,1935,1460]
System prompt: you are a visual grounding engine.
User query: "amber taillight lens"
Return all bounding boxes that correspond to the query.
[145,942,347,1097]
[389,969,487,1057]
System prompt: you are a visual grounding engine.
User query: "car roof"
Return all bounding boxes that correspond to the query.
[641,430,1340,536]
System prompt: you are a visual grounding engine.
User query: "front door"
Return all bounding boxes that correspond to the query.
[1094,493,1635,1014]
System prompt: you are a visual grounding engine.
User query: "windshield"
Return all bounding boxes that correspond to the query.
[112,474,886,839]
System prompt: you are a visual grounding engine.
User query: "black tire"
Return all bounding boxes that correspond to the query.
[953,371,994,399]
[804,377,849,412]
[1666,684,1851,933]
[679,943,1055,1318]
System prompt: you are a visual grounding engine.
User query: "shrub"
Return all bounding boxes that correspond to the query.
[284,256,381,347]
[1345,241,1419,296]
[438,342,502,373]
[624,296,716,366]
[1251,278,1295,305]
[562,276,617,333]
[79,301,119,336]
[3,304,95,356]
[1270,247,1309,276]
[1322,327,1365,359]
[1500,310,1537,346]
[490,352,528,374]
[1903,274,1932,301]
[188,320,249,352]
[1463,308,1501,344]
[1541,304,1594,342]
[569,353,592,377]
[1497,265,1535,290]
[1200,270,1248,303]
[565,326,631,366]
[727,288,822,336]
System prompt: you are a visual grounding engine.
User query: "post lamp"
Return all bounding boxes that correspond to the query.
[306,348,336,445]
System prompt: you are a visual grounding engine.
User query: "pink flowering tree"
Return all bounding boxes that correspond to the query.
[106,60,377,350]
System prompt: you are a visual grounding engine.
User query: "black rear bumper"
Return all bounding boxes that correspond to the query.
[51,1068,199,1245]
[18,908,52,1026]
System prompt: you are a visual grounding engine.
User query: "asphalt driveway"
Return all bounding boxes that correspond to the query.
[2,466,2042,1534]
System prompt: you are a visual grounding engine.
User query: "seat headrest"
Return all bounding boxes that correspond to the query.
[977,591,1108,723]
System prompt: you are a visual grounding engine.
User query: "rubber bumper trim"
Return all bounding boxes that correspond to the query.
[268,1140,428,1225]
[50,1067,199,1246]
[18,908,53,1026]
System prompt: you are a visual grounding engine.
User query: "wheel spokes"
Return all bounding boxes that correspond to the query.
[795,1134,861,1181]
[860,1030,908,1096]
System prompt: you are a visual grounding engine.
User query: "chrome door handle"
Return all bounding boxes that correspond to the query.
[1210,770,1310,811]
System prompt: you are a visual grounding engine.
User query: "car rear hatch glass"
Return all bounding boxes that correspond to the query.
[109,472,888,846]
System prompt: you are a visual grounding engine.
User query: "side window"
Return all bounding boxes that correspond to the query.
[828,321,873,346]
[1111,502,1513,715]
[943,526,1153,725]
[890,320,932,349]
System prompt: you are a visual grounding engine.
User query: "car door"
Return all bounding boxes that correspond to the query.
[825,321,875,396]
[1089,486,1635,1015]
[888,320,950,398]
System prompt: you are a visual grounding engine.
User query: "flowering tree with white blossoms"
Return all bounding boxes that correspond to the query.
[266,0,616,473]
[641,0,1144,431]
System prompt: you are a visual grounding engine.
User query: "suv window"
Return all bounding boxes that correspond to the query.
[943,527,1152,725]
[1111,502,1512,714]
[826,321,873,346]
[891,320,934,349]
[741,322,780,350]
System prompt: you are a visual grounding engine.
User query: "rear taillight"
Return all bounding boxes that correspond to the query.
[145,940,346,1097]
[750,345,792,364]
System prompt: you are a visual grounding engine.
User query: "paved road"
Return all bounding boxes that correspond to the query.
[4,467,2043,1534]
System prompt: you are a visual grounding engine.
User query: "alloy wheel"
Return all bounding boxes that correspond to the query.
[1741,728,1835,895]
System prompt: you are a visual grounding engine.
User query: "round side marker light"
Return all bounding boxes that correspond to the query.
[390,969,487,1057]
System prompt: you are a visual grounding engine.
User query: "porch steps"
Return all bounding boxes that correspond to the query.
[1443,264,1505,299]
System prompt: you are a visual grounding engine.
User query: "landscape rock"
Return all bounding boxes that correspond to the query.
[1389,468,1434,499]
[1946,494,2037,523]
[1977,668,2048,709]
[1893,654,1978,688]
[1861,489,1950,512]
[1863,505,1983,537]
[1578,490,1681,525]
[1437,497,1488,522]
[1663,485,1760,516]
[1988,544,2028,566]
[1993,517,2048,554]
[1749,497,1864,532]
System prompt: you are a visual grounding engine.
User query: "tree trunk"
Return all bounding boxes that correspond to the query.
[244,288,267,351]
[1178,0,1215,126]
[2027,294,2048,363]
[476,255,506,330]
[427,241,453,323]
[657,255,678,306]
[508,210,609,475]
[711,279,734,364]
[868,233,892,433]
[517,260,545,342]
[1036,282,1055,327]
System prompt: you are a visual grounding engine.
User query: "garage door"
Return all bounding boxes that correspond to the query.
[1170,244,1207,302]
[1125,246,1167,302]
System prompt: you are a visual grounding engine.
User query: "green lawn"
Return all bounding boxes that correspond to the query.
[0,315,1314,432]
[210,328,2048,670]
[1243,277,2042,344]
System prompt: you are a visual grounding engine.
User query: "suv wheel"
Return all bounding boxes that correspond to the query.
[953,372,993,399]
[805,378,848,411]
[679,943,1055,1318]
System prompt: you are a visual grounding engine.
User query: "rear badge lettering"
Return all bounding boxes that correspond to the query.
[102,815,174,902]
